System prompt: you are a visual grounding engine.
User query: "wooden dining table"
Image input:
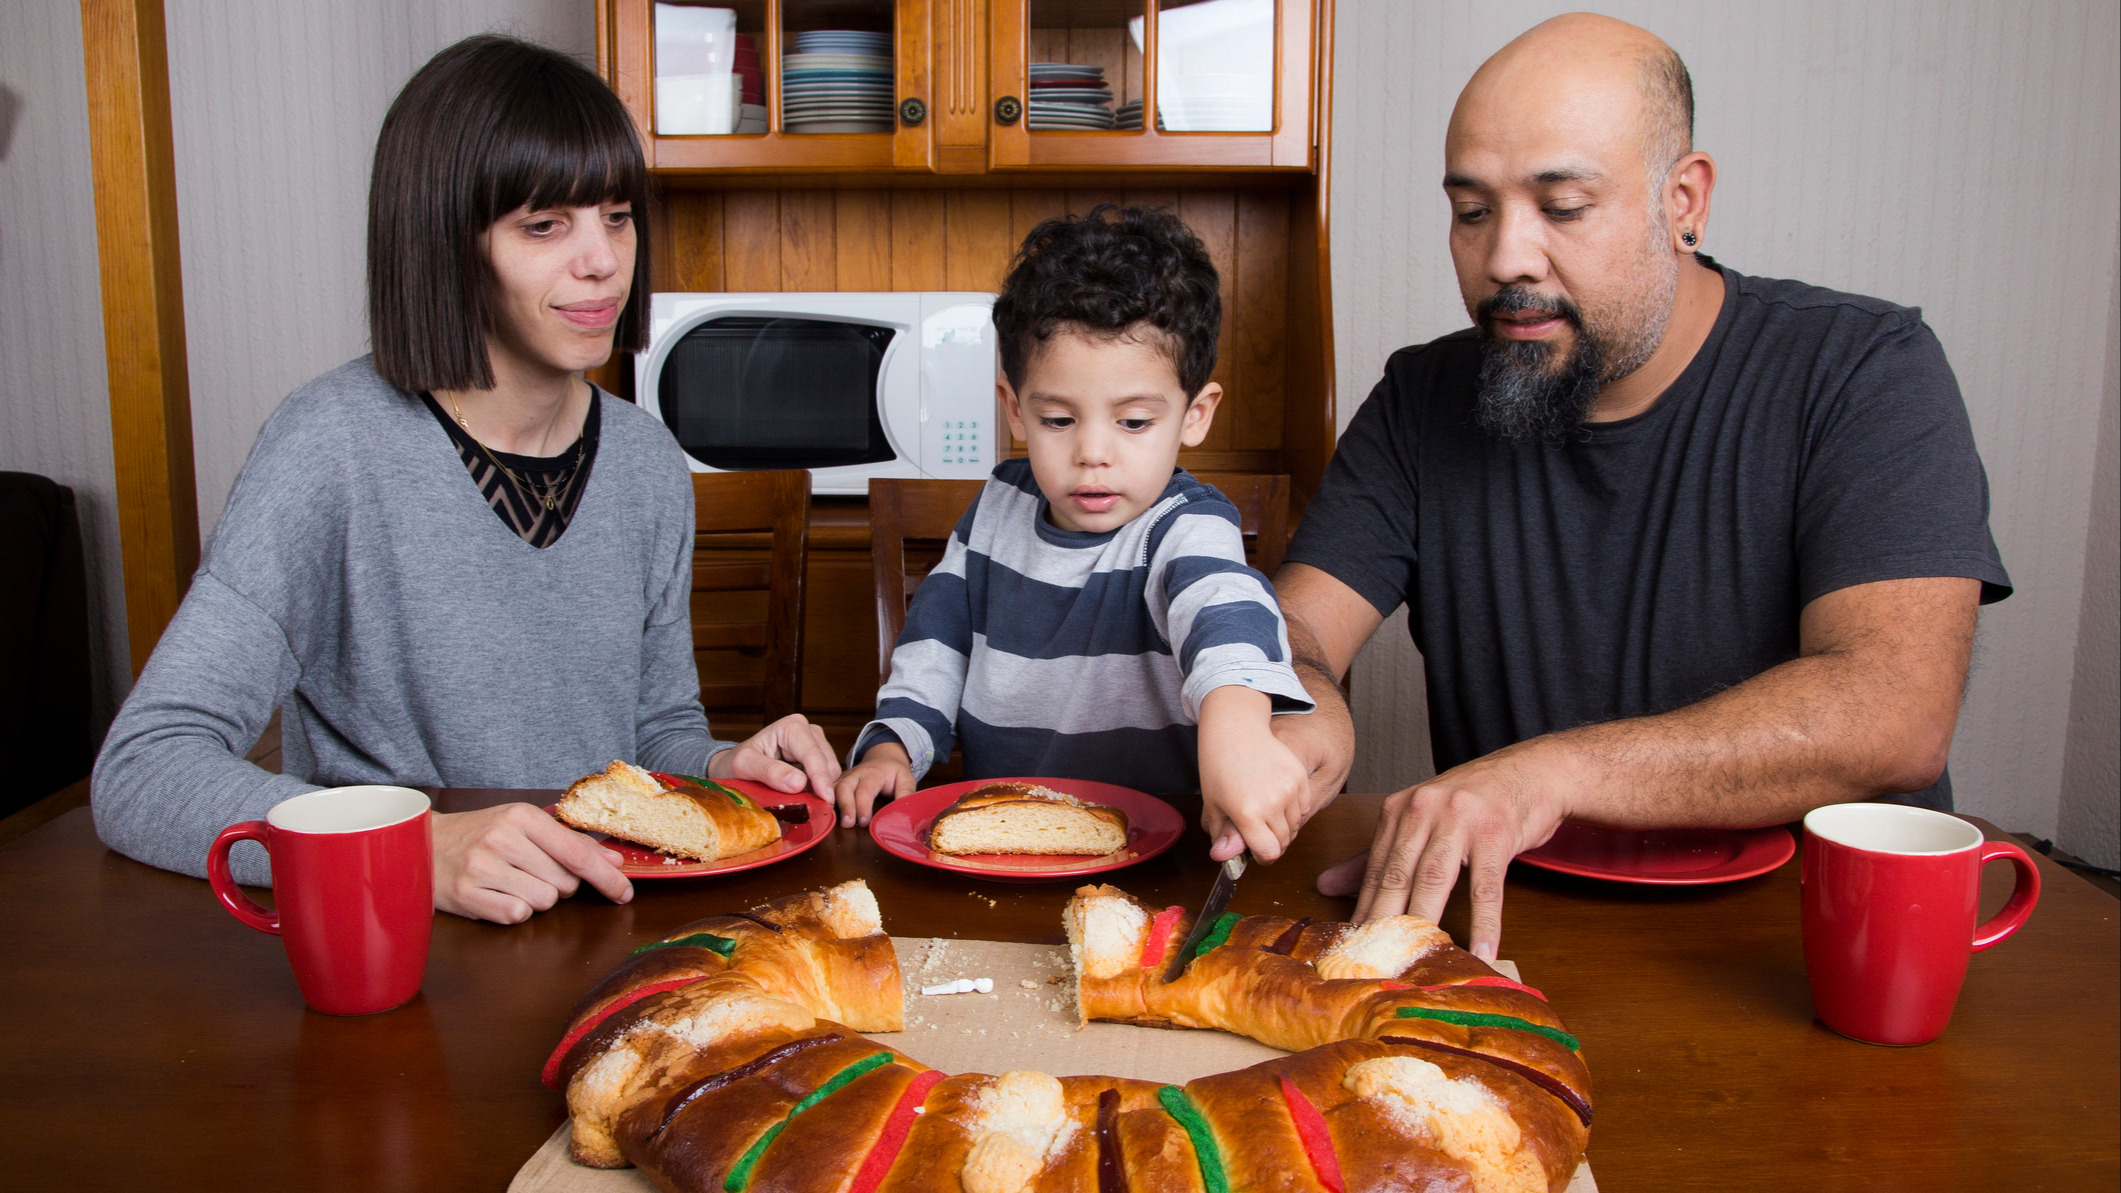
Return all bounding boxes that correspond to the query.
[1,786,2114,1192]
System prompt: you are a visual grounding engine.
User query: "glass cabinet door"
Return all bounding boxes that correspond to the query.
[988,0,1314,170]
[603,0,936,171]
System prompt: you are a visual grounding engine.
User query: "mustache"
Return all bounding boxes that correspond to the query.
[1476,287,1585,331]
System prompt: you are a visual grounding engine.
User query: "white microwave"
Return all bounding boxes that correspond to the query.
[636,291,998,496]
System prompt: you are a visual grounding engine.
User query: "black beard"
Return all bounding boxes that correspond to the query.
[1472,290,1604,444]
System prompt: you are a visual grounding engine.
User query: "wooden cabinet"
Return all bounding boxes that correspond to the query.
[599,0,1334,746]
[598,0,1320,175]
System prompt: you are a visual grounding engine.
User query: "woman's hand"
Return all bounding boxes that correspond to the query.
[431,803,633,924]
[831,741,917,828]
[708,713,842,799]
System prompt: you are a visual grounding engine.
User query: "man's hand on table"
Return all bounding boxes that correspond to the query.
[708,713,843,800]
[1316,739,1573,961]
[432,804,634,924]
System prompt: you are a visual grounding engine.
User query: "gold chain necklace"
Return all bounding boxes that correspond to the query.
[449,392,583,513]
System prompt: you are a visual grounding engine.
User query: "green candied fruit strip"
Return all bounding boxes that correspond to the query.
[1190,912,1242,960]
[723,1051,896,1191]
[663,771,755,809]
[1393,1006,1581,1052]
[631,932,738,958]
[1156,1085,1230,1193]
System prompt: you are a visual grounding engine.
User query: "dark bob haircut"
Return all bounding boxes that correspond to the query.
[367,35,651,393]
[991,204,1221,399]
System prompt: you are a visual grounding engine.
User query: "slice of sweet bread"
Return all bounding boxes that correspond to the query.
[555,761,782,862]
[926,781,1129,856]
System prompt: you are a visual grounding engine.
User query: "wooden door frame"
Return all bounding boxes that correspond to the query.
[81,0,199,678]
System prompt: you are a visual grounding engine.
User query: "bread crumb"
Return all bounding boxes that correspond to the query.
[1019,979,1038,989]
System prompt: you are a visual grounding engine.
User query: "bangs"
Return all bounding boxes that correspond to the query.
[477,54,648,222]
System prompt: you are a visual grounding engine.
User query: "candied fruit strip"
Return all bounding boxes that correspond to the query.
[724,1051,896,1191]
[1157,1084,1229,1193]
[539,977,701,1089]
[654,1032,848,1138]
[631,932,738,958]
[1392,1007,1580,1051]
[1137,906,1186,969]
[1380,1036,1593,1127]
[1277,1074,1345,1193]
[847,1067,945,1193]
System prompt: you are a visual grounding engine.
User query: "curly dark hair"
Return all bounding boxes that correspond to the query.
[991,204,1221,398]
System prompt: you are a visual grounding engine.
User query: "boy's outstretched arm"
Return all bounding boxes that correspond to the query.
[833,740,919,827]
[1197,685,1312,862]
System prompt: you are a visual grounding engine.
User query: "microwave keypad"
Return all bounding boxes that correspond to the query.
[935,419,985,467]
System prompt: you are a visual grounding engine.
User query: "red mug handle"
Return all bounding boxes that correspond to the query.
[208,820,280,935]
[1970,838,2041,952]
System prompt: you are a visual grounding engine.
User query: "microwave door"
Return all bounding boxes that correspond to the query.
[657,315,897,472]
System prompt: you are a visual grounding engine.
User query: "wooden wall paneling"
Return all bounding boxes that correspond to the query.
[889,190,948,290]
[1281,178,1332,509]
[835,190,893,290]
[1233,188,1289,452]
[778,190,838,291]
[723,191,783,290]
[942,190,1013,292]
[1174,189,1237,451]
[81,0,201,676]
[668,191,725,290]
[1064,188,1126,216]
[1010,188,1069,241]
[1121,187,1179,212]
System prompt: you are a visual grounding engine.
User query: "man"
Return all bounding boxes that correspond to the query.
[1266,13,2010,961]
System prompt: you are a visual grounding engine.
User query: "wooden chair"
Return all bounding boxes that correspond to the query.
[690,470,811,734]
[867,471,1292,686]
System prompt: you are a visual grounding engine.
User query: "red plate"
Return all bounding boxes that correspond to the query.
[868,777,1185,883]
[544,778,832,879]
[1515,821,1796,885]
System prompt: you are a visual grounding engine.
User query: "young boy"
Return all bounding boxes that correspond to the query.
[832,205,1316,862]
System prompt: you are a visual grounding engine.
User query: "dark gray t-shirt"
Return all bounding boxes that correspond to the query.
[1286,261,2010,810]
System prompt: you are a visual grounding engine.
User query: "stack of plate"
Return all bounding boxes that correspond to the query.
[1027,62,1114,130]
[782,29,893,134]
[1115,98,1145,130]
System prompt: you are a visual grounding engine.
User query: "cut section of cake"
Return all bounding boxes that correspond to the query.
[554,761,782,862]
[926,781,1129,856]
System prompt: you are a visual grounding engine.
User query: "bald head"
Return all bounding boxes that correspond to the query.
[1453,13,1694,187]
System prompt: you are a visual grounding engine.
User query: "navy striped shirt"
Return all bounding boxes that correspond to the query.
[853,459,1313,794]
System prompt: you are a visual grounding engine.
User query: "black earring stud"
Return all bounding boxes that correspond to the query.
[1682,231,1698,247]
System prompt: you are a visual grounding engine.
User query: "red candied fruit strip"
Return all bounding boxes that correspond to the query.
[1277,1074,1344,1193]
[1137,906,1186,969]
[847,1068,947,1193]
[540,977,699,1089]
[1417,976,1548,1002]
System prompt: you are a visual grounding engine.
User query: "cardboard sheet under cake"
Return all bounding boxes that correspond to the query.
[511,938,1596,1192]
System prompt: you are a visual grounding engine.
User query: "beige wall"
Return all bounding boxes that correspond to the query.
[2058,260,2119,868]
[1331,1,2121,848]
[0,1,128,730]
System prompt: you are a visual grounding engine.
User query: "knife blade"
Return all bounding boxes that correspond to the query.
[1162,852,1248,983]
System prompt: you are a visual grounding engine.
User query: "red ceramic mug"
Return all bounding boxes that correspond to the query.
[208,786,434,1016]
[1801,803,2040,1045]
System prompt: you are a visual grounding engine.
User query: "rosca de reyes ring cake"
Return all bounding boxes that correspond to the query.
[925,782,1129,856]
[555,761,783,862]
[546,880,1591,1192]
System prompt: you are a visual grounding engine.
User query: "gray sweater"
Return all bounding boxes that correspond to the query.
[92,357,734,885]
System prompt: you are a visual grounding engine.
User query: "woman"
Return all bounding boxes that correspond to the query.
[92,35,839,923]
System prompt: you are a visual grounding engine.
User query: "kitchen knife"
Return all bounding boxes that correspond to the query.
[1162,852,1248,983]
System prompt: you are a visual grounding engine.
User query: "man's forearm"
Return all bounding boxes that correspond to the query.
[1274,609,1357,810]
[1522,577,1979,828]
